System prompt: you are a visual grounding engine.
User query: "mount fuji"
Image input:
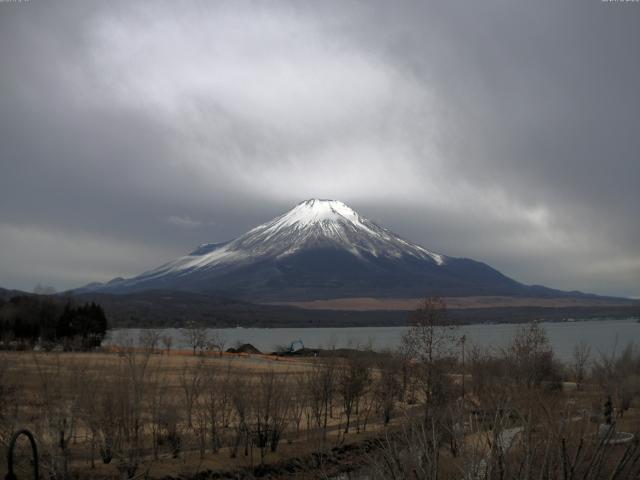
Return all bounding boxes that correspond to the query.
[83,199,579,301]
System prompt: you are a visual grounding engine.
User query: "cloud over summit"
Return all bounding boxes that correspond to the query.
[1,1,639,296]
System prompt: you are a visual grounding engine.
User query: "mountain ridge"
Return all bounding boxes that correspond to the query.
[78,199,602,301]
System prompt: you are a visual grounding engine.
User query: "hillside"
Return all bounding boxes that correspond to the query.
[78,199,602,302]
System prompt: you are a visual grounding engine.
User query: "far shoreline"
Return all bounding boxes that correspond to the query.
[110,316,640,331]
[105,304,640,328]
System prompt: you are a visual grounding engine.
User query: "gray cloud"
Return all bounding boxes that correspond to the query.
[1,0,638,296]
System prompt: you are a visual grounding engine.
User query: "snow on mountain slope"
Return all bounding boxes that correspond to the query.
[85,199,554,300]
[233,199,444,263]
[131,199,445,283]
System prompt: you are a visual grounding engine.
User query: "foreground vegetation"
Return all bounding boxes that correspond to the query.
[0,295,108,350]
[2,298,640,479]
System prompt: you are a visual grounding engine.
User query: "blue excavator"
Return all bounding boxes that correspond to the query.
[287,339,305,353]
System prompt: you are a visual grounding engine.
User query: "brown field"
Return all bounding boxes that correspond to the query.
[0,348,408,479]
[3,326,640,480]
[266,295,637,311]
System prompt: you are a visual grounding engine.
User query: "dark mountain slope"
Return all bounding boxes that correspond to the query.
[79,199,603,301]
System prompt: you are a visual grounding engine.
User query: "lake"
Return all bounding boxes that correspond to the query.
[106,318,640,360]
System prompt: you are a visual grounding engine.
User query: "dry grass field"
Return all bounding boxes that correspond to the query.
[3,319,640,480]
[0,348,410,479]
[268,295,637,311]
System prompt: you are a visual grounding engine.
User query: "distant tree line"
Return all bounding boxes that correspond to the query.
[0,295,108,350]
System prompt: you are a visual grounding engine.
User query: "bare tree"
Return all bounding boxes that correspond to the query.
[0,353,21,454]
[203,360,236,454]
[467,345,511,413]
[157,401,183,459]
[401,297,457,417]
[593,343,640,418]
[572,340,591,389]
[95,381,117,466]
[355,380,376,434]
[194,389,209,459]
[207,331,227,356]
[77,367,104,469]
[403,297,456,363]
[367,417,443,479]
[396,341,416,403]
[337,352,372,433]
[306,357,336,444]
[33,354,81,479]
[139,329,161,353]
[251,369,291,462]
[182,323,208,355]
[109,348,153,479]
[148,369,169,460]
[161,334,173,355]
[179,360,204,428]
[230,376,251,459]
[505,322,559,389]
[364,359,640,480]
[374,354,401,425]
[290,373,309,438]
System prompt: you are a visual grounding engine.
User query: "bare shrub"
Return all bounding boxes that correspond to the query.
[505,322,561,389]
[593,343,640,418]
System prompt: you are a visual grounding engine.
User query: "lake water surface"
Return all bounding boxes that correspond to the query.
[107,318,640,360]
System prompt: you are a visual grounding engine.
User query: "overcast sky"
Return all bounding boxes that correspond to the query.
[1,0,639,297]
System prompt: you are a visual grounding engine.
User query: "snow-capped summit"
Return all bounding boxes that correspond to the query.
[87,199,536,300]
[268,199,364,227]
[125,199,445,281]
[245,199,441,262]
[234,198,445,263]
[261,199,385,236]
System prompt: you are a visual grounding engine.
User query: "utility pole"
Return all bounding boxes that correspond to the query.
[460,334,466,401]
